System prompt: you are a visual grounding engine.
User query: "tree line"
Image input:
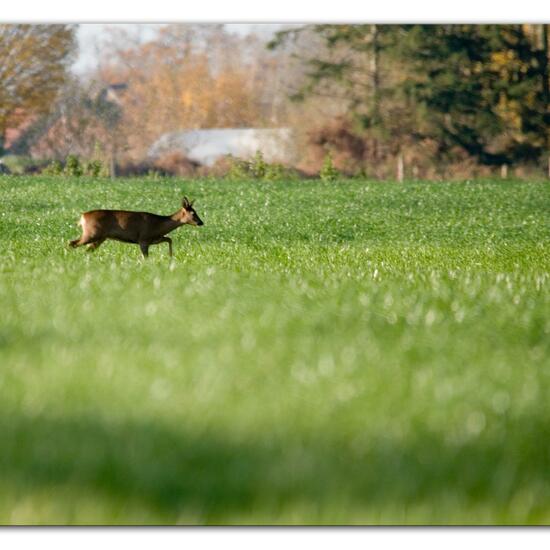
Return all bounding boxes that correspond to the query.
[1,24,549,179]
[269,24,550,178]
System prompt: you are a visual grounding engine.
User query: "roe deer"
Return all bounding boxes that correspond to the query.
[69,196,203,258]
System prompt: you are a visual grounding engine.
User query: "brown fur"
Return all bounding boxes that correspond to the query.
[69,197,203,258]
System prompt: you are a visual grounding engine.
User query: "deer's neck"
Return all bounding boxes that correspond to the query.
[161,214,183,234]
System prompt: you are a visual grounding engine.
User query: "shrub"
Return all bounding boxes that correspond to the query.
[146,169,162,181]
[84,159,103,177]
[226,151,293,182]
[226,155,252,181]
[320,152,340,181]
[42,160,63,176]
[264,163,287,181]
[249,150,267,179]
[64,155,83,177]
[1,155,47,175]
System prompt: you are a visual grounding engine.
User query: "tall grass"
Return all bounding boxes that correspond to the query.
[0,176,548,524]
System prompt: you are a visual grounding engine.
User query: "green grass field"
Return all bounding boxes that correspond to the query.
[0,175,549,525]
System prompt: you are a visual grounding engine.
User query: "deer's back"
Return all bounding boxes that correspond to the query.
[82,209,168,243]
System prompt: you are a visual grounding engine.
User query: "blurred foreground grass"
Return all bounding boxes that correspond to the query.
[0,176,549,524]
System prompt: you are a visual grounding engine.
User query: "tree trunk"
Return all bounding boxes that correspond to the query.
[371,24,380,123]
[397,151,404,182]
[110,150,116,179]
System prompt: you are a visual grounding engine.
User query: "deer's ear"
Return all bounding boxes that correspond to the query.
[182,196,190,208]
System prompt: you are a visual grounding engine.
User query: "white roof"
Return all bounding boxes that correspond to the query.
[149,128,292,166]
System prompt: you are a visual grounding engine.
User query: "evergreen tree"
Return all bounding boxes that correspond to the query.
[270,24,550,169]
[401,25,548,165]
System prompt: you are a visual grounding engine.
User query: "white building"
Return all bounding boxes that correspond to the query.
[148,128,293,166]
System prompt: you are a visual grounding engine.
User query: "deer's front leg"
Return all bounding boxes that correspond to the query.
[139,242,150,258]
[162,237,173,256]
[152,236,173,256]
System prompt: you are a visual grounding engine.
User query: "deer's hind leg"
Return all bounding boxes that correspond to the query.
[86,237,106,252]
[69,236,90,248]
[69,234,98,248]
[69,216,95,249]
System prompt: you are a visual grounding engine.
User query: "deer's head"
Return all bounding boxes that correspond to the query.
[178,196,204,226]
